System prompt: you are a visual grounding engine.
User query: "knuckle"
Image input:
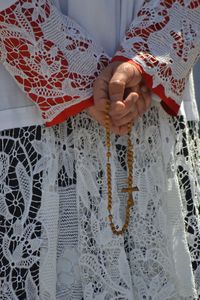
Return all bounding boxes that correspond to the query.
[109,79,125,88]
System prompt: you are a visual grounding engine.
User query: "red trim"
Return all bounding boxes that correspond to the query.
[112,55,180,116]
[45,97,94,127]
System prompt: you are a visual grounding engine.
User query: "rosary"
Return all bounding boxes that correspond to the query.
[105,100,139,235]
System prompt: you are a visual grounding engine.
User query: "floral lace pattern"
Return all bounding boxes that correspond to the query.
[0,1,199,299]
[115,0,200,114]
[0,0,109,126]
[72,106,200,299]
[0,126,44,299]
[0,105,199,299]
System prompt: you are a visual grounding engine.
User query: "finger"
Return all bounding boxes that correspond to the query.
[87,106,121,134]
[108,63,136,101]
[109,101,126,115]
[93,77,109,112]
[111,126,121,135]
[110,92,138,118]
[109,79,126,102]
[118,124,133,136]
[108,62,143,103]
[112,110,139,127]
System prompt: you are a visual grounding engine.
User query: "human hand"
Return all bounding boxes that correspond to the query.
[89,61,151,135]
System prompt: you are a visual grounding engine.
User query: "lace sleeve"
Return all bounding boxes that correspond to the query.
[0,0,109,126]
[113,0,200,115]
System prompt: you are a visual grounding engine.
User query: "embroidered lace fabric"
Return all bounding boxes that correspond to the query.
[1,0,200,126]
[0,103,199,299]
[115,0,200,112]
[0,0,109,125]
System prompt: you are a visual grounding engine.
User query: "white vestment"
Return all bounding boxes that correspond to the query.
[0,1,199,299]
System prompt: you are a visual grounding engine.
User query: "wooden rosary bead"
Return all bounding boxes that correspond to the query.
[105,100,138,235]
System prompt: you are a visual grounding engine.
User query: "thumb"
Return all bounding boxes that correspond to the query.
[108,62,141,102]
[109,64,127,102]
[109,78,126,102]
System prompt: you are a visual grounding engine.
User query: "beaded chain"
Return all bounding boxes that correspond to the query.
[105,101,139,235]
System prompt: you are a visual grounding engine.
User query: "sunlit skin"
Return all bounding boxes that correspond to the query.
[87,61,152,135]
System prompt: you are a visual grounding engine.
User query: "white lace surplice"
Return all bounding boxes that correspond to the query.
[0,1,199,300]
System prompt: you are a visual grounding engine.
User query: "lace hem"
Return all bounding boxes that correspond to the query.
[0,105,199,299]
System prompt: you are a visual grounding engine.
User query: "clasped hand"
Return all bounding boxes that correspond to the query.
[88,61,151,135]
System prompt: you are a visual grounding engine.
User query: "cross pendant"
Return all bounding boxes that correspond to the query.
[121,186,139,207]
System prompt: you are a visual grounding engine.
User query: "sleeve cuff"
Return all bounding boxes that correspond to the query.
[45,96,94,127]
